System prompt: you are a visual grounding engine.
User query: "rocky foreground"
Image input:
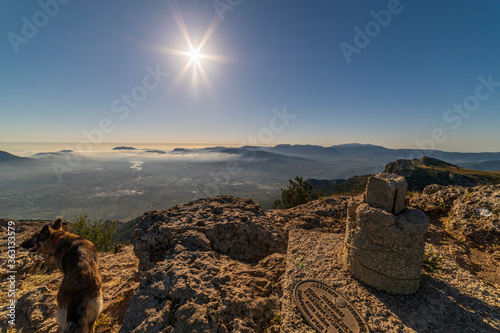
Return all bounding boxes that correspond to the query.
[1,185,500,332]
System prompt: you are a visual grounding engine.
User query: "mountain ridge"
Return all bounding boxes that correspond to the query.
[168,143,500,168]
[0,150,31,163]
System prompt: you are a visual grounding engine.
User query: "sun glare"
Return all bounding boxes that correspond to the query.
[144,6,233,101]
[188,48,201,64]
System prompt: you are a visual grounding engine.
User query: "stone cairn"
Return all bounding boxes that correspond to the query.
[343,173,429,294]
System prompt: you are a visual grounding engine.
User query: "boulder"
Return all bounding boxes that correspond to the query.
[409,184,470,217]
[410,184,500,248]
[119,250,285,333]
[448,185,500,248]
[131,196,286,271]
[121,196,287,332]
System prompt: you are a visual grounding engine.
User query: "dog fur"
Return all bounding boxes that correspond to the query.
[21,219,103,333]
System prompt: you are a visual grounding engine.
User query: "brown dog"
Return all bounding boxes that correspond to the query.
[21,219,102,333]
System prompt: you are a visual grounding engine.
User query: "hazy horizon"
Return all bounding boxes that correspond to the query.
[2,139,500,221]
[3,141,500,157]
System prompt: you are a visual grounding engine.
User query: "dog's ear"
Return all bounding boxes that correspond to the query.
[21,236,35,249]
[51,219,63,230]
[38,225,51,241]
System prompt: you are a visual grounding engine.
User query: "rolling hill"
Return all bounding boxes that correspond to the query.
[385,156,500,192]
[0,151,31,163]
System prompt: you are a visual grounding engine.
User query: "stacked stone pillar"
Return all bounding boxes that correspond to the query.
[343,173,429,294]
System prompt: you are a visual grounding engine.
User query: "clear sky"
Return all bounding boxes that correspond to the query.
[1,0,499,152]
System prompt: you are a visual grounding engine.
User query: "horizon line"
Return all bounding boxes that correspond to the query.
[1,141,500,154]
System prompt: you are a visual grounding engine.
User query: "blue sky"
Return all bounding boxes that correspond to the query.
[1,0,499,152]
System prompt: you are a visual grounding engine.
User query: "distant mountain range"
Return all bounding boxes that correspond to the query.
[263,143,500,165]
[170,144,500,172]
[2,144,500,179]
[459,160,500,171]
[0,151,31,163]
[112,146,138,151]
[33,150,74,157]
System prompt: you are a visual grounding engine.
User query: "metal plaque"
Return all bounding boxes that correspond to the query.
[294,280,370,333]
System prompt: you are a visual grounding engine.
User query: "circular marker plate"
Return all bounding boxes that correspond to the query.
[294,280,370,333]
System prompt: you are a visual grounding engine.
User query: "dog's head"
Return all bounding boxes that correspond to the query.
[21,219,70,255]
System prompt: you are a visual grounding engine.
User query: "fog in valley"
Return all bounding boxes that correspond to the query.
[2,144,500,221]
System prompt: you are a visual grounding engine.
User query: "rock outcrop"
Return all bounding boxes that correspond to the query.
[449,185,500,247]
[265,195,355,234]
[385,156,489,192]
[121,196,287,332]
[411,184,500,249]
[409,184,472,217]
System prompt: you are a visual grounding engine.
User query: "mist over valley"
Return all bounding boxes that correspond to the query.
[2,143,500,221]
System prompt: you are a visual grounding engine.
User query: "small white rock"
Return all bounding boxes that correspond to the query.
[477,208,493,217]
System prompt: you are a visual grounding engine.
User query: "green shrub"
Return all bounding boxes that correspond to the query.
[70,214,117,252]
[273,176,321,209]
[293,257,306,272]
[422,248,444,274]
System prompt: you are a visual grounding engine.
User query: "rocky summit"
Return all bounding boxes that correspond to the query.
[3,186,500,332]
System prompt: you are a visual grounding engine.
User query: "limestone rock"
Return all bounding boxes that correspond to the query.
[409,184,471,217]
[122,196,287,332]
[120,250,285,333]
[448,185,500,247]
[344,203,429,294]
[131,196,286,271]
[14,285,60,333]
[266,195,355,234]
[365,173,407,215]
[410,184,500,248]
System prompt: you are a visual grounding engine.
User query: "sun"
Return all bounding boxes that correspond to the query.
[188,48,201,64]
[144,7,233,100]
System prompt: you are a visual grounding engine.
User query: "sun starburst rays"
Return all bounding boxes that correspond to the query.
[134,4,234,106]
[162,9,228,102]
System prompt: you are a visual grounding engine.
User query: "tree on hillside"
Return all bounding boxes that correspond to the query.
[71,214,117,252]
[273,176,321,209]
